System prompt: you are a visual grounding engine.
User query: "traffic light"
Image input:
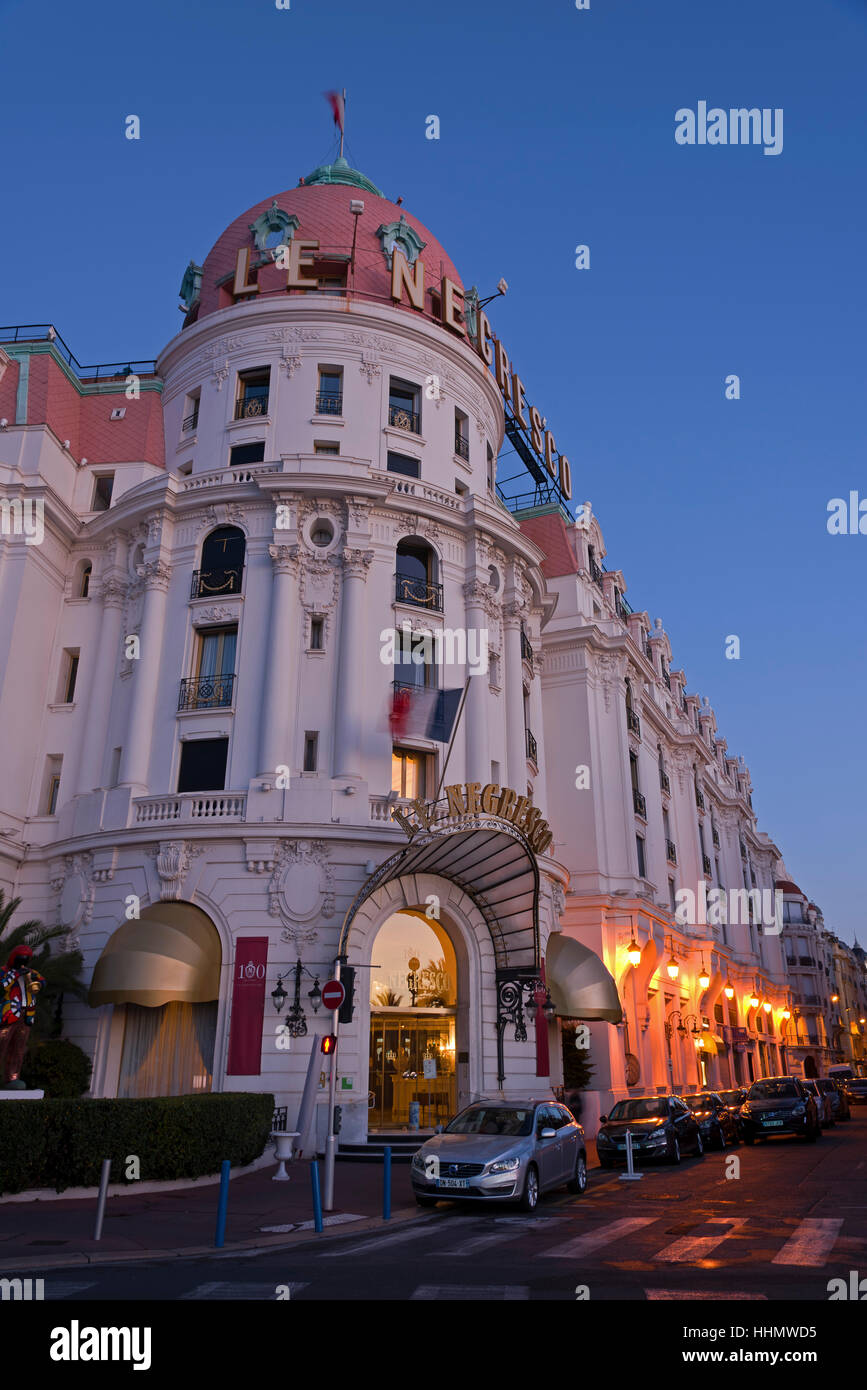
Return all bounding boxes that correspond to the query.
[321,1034,337,1055]
[338,966,355,1024]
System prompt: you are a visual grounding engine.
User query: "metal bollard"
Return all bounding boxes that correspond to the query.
[619,1128,644,1182]
[311,1159,324,1233]
[214,1159,231,1246]
[383,1146,392,1220]
[93,1158,112,1241]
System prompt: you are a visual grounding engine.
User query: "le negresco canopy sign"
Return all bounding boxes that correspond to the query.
[391,781,554,857]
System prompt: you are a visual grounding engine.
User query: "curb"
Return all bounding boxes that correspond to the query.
[0,1150,275,1205]
[0,1205,423,1274]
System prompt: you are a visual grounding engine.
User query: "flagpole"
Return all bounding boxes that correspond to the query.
[340,87,346,159]
[435,676,471,799]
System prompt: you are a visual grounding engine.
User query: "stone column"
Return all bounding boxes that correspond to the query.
[333,548,373,779]
[76,576,128,792]
[462,580,491,785]
[503,600,528,791]
[118,559,172,793]
[526,641,548,815]
[258,544,300,778]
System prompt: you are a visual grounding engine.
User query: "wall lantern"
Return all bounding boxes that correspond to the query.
[627,936,642,967]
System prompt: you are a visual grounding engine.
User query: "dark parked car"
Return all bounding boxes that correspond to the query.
[683,1091,741,1149]
[818,1077,851,1121]
[843,1079,867,1106]
[716,1087,748,1115]
[802,1079,834,1127]
[739,1077,820,1144]
[596,1094,704,1167]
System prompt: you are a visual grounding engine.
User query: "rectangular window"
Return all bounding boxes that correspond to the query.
[182,391,200,433]
[303,732,319,772]
[309,616,324,650]
[316,368,343,415]
[92,474,114,511]
[61,650,80,704]
[229,441,265,468]
[314,441,339,455]
[180,627,237,711]
[235,367,270,419]
[387,451,420,479]
[629,751,640,793]
[486,443,495,492]
[394,626,437,689]
[391,747,428,799]
[44,756,63,816]
[636,835,646,878]
[109,747,122,788]
[388,377,421,434]
[454,478,468,497]
[668,878,677,914]
[177,738,229,793]
[454,408,469,461]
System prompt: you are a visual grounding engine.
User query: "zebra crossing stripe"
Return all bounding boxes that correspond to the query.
[540,1216,655,1259]
[179,1282,309,1300]
[436,1217,554,1257]
[655,1217,746,1263]
[411,1284,530,1300]
[772,1218,843,1267]
[319,1216,442,1257]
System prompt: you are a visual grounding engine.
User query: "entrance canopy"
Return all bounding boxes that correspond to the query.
[341,818,540,971]
[545,932,622,1023]
[89,902,221,1008]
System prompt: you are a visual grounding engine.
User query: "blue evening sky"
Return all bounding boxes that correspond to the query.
[1,0,864,939]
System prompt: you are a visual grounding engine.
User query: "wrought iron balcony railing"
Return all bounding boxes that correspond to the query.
[633,789,647,818]
[182,409,199,433]
[388,403,420,433]
[702,854,712,876]
[589,559,603,588]
[454,433,469,460]
[394,571,443,611]
[660,770,671,794]
[696,789,706,811]
[178,672,236,712]
[520,628,533,662]
[526,727,538,763]
[190,567,244,599]
[666,839,678,864]
[315,391,343,415]
[627,709,641,737]
[234,393,269,419]
[712,827,720,848]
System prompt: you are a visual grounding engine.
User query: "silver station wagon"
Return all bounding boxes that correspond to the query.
[411,1099,588,1210]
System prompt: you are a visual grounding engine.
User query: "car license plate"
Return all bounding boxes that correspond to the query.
[437,1178,469,1189]
[763,1119,784,1127]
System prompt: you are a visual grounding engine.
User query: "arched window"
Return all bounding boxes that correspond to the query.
[395,537,441,611]
[78,562,92,598]
[193,527,245,599]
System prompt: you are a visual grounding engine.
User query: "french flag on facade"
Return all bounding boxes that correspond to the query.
[389,686,463,744]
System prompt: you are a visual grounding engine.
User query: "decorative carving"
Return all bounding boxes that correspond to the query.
[342,547,374,580]
[347,331,389,353]
[137,559,172,592]
[272,326,320,343]
[249,201,299,252]
[212,359,230,391]
[58,852,95,937]
[595,652,627,713]
[193,605,236,625]
[376,216,426,269]
[359,356,381,384]
[552,882,566,919]
[147,841,204,902]
[202,336,246,359]
[268,543,301,576]
[280,352,302,379]
[99,577,128,609]
[268,840,335,931]
[347,498,370,530]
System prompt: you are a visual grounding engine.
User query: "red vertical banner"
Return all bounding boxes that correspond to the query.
[535,959,550,1078]
[227,938,268,1076]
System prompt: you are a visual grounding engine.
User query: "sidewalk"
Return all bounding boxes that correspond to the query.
[0,1139,600,1273]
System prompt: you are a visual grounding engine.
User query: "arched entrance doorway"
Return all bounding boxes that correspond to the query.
[368,911,459,1131]
[88,902,222,1098]
[804,1054,818,1079]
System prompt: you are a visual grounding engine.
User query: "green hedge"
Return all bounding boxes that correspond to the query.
[0,1092,275,1195]
[21,1039,92,1098]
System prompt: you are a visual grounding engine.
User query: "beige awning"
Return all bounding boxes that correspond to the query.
[545,932,622,1024]
[89,902,221,1007]
[699,1033,725,1055]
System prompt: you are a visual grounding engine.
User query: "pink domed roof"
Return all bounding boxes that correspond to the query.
[190,176,463,326]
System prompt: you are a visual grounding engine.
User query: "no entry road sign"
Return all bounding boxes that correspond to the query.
[322,979,345,1011]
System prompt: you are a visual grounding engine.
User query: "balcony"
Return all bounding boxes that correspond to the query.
[178,673,236,712]
[234,392,269,420]
[799,956,817,967]
[633,788,647,818]
[660,770,671,794]
[589,559,603,588]
[394,572,443,612]
[662,667,672,691]
[454,432,469,461]
[526,727,538,763]
[315,391,343,416]
[182,408,199,433]
[740,843,748,861]
[520,628,533,663]
[190,566,244,599]
[712,827,720,848]
[614,591,633,620]
[695,790,706,811]
[627,709,641,738]
[666,839,678,865]
[134,793,246,825]
[702,854,712,876]
[388,403,420,434]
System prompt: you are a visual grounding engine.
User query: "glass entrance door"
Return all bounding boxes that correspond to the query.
[369,1012,456,1131]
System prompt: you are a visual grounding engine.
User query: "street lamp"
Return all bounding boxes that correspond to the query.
[272,960,323,1038]
[627,935,642,967]
[406,956,420,1006]
[665,938,680,980]
[724,976,735,1000]
[698,957,710,991]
